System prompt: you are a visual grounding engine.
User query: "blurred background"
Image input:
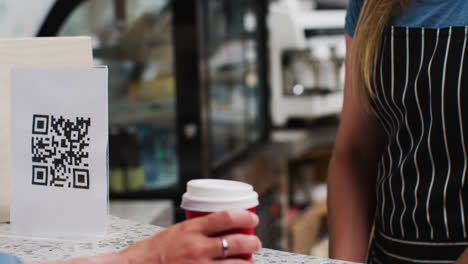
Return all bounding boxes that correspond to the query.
[1,0,347,258]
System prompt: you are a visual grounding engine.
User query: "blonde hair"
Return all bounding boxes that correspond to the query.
[351,0,411,112]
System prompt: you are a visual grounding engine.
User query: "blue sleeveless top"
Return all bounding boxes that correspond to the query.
[345,0,468,37]
[0,253,23,264]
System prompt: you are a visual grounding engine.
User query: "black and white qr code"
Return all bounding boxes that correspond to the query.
[31,114,91,189]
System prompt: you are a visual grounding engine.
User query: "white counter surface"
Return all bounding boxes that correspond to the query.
[0,216,358,264]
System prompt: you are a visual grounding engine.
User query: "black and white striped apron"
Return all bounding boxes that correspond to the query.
[368,26,468,264]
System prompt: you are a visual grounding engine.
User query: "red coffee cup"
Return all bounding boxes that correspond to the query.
[181,179,259,259]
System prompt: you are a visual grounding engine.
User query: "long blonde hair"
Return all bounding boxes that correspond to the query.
[351,0,411,111]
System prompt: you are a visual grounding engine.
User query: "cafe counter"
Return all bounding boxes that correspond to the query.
[0,216,357,264]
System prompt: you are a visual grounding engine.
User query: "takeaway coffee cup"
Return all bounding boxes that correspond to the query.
[180,179,259,259]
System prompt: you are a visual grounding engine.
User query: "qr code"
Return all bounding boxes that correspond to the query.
[31,114,91,189]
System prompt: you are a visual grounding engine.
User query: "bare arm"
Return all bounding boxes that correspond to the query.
[327,34,385,262]
[26,254,121,264]
[457,248,468,263]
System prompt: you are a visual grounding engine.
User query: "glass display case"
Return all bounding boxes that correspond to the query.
[37,0,269,203]
[43,0,179,196]
[201,0,267,170]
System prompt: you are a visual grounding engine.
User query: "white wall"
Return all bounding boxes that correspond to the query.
[0,0,55,37]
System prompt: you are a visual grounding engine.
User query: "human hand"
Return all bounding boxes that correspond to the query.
[118,209,262,264]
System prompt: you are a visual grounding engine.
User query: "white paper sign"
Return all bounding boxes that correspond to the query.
[10,67,108,238]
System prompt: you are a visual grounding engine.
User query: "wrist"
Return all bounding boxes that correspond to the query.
[88,252,126,264]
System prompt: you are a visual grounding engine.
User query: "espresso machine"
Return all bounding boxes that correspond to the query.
[268,0,346,126]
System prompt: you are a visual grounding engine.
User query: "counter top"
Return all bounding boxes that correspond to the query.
[0,216,356,264]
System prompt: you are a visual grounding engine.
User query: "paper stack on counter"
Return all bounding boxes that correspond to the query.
[0,37,93,223]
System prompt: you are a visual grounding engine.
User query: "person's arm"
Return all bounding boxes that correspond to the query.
[26,254,121,264]
[327,33,385,262]
[457,248,468,263]
[26,210,261,264]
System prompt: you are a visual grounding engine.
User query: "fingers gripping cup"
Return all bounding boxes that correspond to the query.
[181,179,259,259]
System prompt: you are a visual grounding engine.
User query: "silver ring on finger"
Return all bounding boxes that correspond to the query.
[220,236,229,258]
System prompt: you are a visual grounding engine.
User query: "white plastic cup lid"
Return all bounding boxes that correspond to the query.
[181,179,259,212]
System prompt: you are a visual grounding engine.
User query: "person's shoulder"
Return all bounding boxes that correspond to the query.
[345,0,365,38]
[347,0,365,13]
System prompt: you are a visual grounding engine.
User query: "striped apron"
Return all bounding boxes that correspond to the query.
[368,26,468,263]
